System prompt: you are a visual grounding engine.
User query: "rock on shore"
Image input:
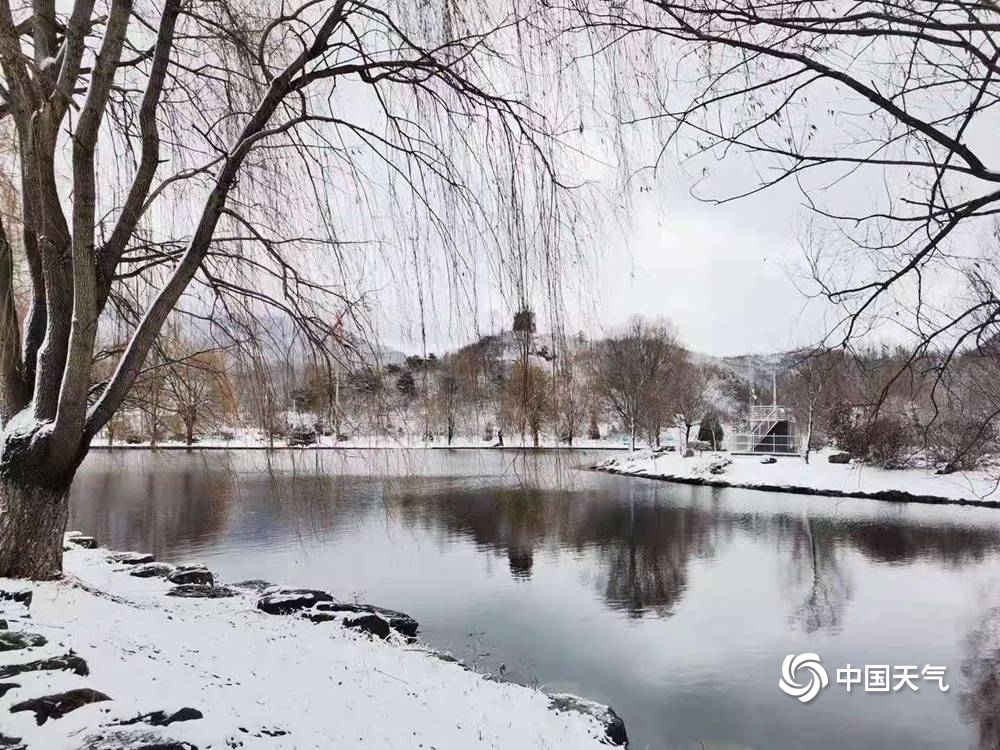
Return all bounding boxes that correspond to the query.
[0,542,624,749]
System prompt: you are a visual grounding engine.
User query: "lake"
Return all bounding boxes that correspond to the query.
[69,448,1000,749]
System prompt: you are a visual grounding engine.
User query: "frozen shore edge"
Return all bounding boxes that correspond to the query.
[593,451,1000,509]
[0,535,628,749]
[596,464,1000,507]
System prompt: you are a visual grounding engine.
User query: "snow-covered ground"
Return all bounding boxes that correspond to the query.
[0,544,621,749]
[596,449,1000,506]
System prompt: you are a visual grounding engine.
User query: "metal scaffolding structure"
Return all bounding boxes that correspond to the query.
[729,377,800,455]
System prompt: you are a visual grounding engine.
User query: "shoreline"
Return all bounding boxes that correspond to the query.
[593,450,1000,509]
[596,464,1000,508]
[0,536,627,750]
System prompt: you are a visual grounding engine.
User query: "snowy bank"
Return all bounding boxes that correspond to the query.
[595,449,1000,507]
[0,540,625,749]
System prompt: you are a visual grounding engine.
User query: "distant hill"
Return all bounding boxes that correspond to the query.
[691,351,798,384]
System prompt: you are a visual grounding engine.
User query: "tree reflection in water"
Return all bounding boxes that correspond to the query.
[963,592,1000,750]
[784,516,852,633]
[584,486,715,617]
[70,451,1000,629]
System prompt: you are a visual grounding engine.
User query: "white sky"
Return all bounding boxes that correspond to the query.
[585,190,827,356]
[380,145,834,359]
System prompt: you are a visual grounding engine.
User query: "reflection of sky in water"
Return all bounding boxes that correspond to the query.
[71,449,1000,750]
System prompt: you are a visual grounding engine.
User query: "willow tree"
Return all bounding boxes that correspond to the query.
[581,1,1000,441]
[0,0,567,578]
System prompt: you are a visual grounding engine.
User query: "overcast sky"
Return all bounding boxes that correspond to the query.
[380,148,834,359]
[576,187,829,357]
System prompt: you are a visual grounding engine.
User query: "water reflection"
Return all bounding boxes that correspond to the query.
[963,588,1000,750]
[784,517,852,633]
[70,451,1000,617]
[68,450,1000,750]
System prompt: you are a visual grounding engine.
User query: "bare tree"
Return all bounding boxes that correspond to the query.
[131,353,170,447]
[0,0,568,578]
[581,0,1000,452]
[672,361,712,451]
[164,348,233,447]
[553,339,590,446]
[591,318,682,451]
[504,361,551,447]
[785,350,845,464]
[436,368,460,445]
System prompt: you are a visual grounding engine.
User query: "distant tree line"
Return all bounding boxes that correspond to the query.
[100,316,1000,473]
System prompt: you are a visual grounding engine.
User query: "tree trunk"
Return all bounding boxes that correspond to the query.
[185,416,194,446]
[803,406,814,464]
[0,479,70,579]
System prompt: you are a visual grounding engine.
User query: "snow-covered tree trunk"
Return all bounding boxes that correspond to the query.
[0,479,70,580]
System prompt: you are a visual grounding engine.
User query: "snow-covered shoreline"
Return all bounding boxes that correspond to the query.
[595,449,1000,508]
[0,540,625,749]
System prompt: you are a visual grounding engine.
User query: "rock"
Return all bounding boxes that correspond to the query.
[548,693,628,747]
[159,707,203,725]
[165,584,237,599]
[78,730,199,750]
[0,591,31,608]
[167,567,213,586]
[231,579,272,592]
[11,688,111,725]
[829,452,852,464]
[108,551,155,565]
[0,620,6,629]
[311,601,419,638]
[236,726,288,738]
[342,613,391,640]
[683,448,695,458]
[430,651,464,666]
[0,684,19,698]
[302,611,340,624]
[116,707,204,727]
[130,563,176,579]
[66,535,99,549]
[0,632,47,651]
[367,606,419,639]
[0,733,23,749]
[707,457,732,475]
[760,456,778,464]
[257,589,333,615]
[0,653,89,679]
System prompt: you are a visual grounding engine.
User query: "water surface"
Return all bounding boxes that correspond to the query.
[69,449,1000,749]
